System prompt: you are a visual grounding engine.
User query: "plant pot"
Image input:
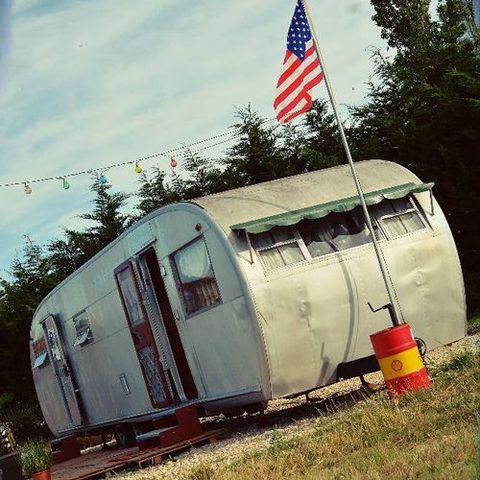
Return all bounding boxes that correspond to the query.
[32,469,51,480]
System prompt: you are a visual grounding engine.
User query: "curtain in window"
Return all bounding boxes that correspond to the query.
[332,211,372,251]
[298,219,335,257]
[258,249,286,270]
[251,227,304,269]
[370,198,424,239]
[277,243,305,265]
[299,208,372,256]
[174,239,221,314]
[117,269,143,326]
[175,240,212,282]
[382,212,424,238]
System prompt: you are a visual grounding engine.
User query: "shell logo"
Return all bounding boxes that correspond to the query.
[391,359,403,372]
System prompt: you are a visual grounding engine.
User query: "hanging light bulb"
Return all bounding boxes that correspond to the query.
[134,162,143,174]
[62,178,70,190]
[170,157,178,168]
[99,174,108,185]
[24,182,32,194]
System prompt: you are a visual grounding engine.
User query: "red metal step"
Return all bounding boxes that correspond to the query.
[137,405,203,450]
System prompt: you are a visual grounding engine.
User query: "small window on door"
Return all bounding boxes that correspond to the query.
[32,338,49,368]
[73,311,93,347]
[116,266,145,326]
[172,237,221,315]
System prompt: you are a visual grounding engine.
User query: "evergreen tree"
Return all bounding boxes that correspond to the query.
[352,0,480,310]
[81,181,132,247]
[135,167,184,217]
[181,149,231,198]
[0,240,59,405]
[301,99,345,170]
[223,106,284,186]
[48,180,132,276]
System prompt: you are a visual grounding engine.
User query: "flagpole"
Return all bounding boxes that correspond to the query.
[300,0,402,327]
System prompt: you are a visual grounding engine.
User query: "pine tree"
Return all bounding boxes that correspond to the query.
[0,240,58,405]
[352,0,480,310]
[135,167,184,217]
[48,180,132,275]
[301,99,345,170]
[223,106,284,186]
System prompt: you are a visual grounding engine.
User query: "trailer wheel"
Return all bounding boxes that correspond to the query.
[114,424,137,449]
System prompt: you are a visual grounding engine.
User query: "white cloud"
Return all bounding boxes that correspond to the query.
[0,0,14,90]
[0,0,387,271]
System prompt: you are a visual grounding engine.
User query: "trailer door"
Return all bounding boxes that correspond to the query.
[42,315,83,427]
[115,261,171,408]
[138,247,198,401]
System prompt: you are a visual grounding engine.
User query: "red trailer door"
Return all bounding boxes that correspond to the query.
[115,261,171,408]
[42,315,83,427]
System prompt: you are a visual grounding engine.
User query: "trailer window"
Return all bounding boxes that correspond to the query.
[173,238,221,315]
[371,197,425,239]
[297,206,380,257]
[116,267,144,326]
[250,226,306,270]
[73,311,93,347]
[46,328,62,362]
[32,338,49,368]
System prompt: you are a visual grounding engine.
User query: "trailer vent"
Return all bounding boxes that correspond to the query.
[73,311,93,347]
[119,374,131,395]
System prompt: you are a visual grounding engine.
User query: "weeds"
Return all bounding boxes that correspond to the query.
[436,350,476,373]
[191,351,479,480]
[131,349,480,480]
[468,313,480,335]
[267,429,297,455]
[187,463,217,480]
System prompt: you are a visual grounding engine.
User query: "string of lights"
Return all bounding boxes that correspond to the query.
[0,117,277,193]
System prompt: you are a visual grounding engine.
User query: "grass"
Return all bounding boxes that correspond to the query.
[182,349,480,480]
[468,313,480,335]
[18,439,53,476]
[119,344,480,480]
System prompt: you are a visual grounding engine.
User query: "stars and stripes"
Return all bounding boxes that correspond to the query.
[274,0,323,123]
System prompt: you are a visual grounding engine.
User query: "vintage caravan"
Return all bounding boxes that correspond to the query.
[30,160,466,439]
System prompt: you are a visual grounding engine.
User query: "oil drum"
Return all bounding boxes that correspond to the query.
[370,323,430,396]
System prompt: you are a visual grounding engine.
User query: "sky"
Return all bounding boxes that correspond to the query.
[0,0,388,274]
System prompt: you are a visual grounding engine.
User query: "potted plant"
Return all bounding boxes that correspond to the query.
[18,439,53,480]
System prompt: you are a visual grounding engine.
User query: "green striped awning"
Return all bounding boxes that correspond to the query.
[230,182,434,234]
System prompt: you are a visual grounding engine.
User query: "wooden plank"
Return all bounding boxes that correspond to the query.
[51,429,226,480]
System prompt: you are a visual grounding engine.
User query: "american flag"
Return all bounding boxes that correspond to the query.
[274,0,323,123]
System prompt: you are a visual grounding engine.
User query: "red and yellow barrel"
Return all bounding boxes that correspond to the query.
[370,323,430,396]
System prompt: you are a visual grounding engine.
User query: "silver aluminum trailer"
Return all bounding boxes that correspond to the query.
[30,160,466,438]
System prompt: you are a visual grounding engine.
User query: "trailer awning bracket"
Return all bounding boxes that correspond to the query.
[230,182,434,234]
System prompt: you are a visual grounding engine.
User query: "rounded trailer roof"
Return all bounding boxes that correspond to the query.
[32,160,423,318]
[193,160,423,234]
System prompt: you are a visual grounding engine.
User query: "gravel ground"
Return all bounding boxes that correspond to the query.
[119,334,479,480]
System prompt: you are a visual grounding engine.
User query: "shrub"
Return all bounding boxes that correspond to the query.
[18,439,53,477]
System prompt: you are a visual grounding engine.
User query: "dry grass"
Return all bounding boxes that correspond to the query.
[186,351,480,480]
[122,343,480,480]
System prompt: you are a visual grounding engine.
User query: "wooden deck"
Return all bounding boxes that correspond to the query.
[50,429,226,480]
